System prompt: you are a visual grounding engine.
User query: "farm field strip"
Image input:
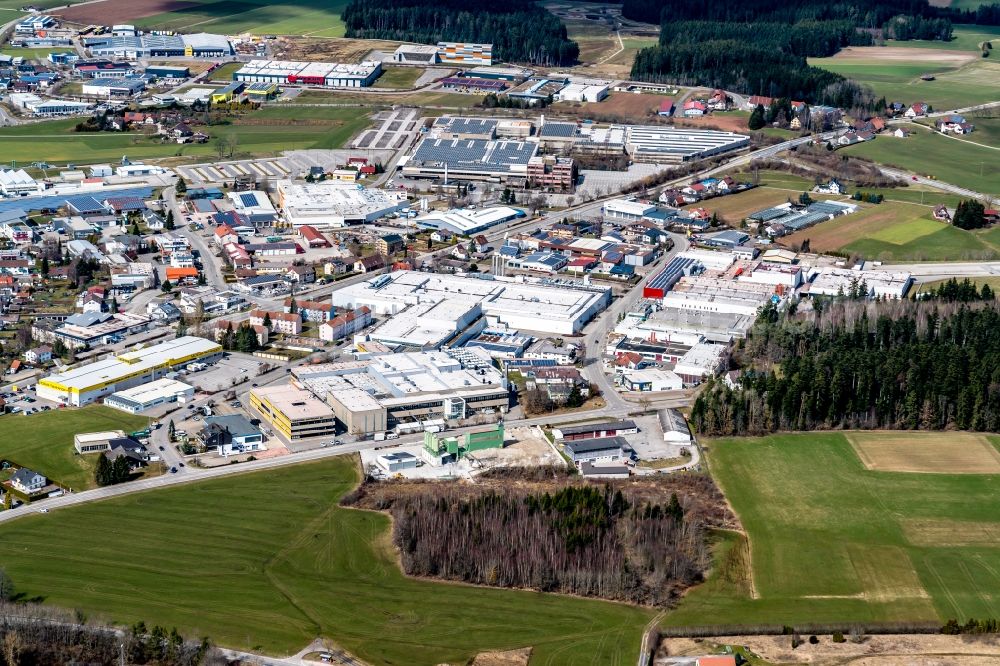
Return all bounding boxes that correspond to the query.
[0,457,652,665]
[665,432,1000,629]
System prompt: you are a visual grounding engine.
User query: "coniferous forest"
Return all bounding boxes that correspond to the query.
[342,0,579,66]
[691,295,1000,436]
[347,472,730,605]
[627,0,967,105]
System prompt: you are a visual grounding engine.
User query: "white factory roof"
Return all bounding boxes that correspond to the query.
[413,205,522,234]
[808,267,912,298]
[235,59,380,79]
[626,125,750,157]
[678,249,736,272]
[277,180,407,222]
[40,336,220,392]
[251,383,336,419]
[108,378,193,403]
[330,270,609,334]
[603,199,656,217]
[0,169,37,188]
[365,300,480,348]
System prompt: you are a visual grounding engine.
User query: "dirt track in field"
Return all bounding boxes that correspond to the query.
[830,46,977,64]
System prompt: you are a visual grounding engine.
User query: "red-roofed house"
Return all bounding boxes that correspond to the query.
[747,95,773,109]
[683,99,707,117]
[214,224,238,247]
[657,98,675,117]
[320,306,372,342]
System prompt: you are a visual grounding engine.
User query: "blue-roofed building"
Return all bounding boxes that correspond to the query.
[507,251,567,273]
[66,195,106,216]
[497,244,520,258]
[188,187,225,200]
[609,264,635,279]
[698,229,749,249]
[643,255,698,298]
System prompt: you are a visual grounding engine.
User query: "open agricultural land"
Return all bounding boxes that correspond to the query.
[783,199,1000,261]
[54,0,348,37]
[809,47,1000,111]
[842,128,1000,196]
[0,406,149,491]
[0,107,371,165]
[890,24,1000,51]
[0,457,652,665]
[289,89,481,109]
[665,432,1000,629]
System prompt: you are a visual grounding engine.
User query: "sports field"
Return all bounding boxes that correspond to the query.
[809,48,1000,111]
[0,107,371,165]
[665,432,1000,628]
[843,128,1000,196]
[68,0,351,36]
[0,457,651,663]
[783,200,1000,261]
[0,406,149,491]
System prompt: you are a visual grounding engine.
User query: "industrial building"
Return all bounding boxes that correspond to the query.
[104,378,195,414]
[563,437,628,464]
[292,351,508,434]
[807,267,912,299]
[85,33,233,58]
[556,81,610,103]
[402,136,538,183]
[436,42,492,66]
[392,44,440,65]
[249,384,339,440]
[553,420,638,441]
[276,180,409,228]
[81,78,145,98]
[661,276,777,316]
[361,299,484,350]
[37,336,222,406]
[330,270,611,335]
[233,59,382,87]
[527,155,577,190]
[619,367,683,392]
[74,430,127,454]
[625,126,750,163]
[8,93,90,116]
[412,205,524,235]
[423,423,504,465]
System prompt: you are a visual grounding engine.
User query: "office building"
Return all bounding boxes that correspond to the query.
[249,384,339,440]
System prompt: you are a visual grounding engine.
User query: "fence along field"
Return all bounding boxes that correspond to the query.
[664,432,1000,630]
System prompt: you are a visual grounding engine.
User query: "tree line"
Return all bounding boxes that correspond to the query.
[348,477,723,605]
[342,0,579,66]
[691,298,1000,435]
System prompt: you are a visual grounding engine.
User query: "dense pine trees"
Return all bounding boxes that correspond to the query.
[342,0,579,66]
[691,299,1000,435]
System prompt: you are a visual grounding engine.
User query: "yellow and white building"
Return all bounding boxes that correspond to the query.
[37,336,222,407]
[249,384,339,441]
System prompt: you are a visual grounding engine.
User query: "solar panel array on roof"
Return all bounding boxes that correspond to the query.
[747,207,789,222]
[435,117,498,136]
[239,193,259,208]
[647,255,697,291]
[539,122,577,137]
[411,138,536,173]
[505,358,558,368]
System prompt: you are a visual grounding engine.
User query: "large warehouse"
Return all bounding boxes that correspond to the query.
[330,270,611,335]
[104,378,195,414]
[85,33,232,58]
[412,205,524,235]
[37,336,222,407]
[292,351,508,434]
[401,137,537,182]
[625,126,750,163]
[233,59,382,87]
[275,180,409,228]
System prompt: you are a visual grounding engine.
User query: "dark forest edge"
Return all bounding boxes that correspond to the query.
[342,0,579,66]
[627,0,1000,108]
[691,284,1000,436]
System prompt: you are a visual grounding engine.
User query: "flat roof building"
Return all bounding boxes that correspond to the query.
[104,378,195,414]
[276,180,409,229]
[234,59,381,87]
[330,270,610,335]
[37,336,221,406]
[625,126,750,163]
[402,137,537,182]
[412,205,524,235]
[249,384,339,441]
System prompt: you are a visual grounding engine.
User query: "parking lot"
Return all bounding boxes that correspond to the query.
[182,353,266,394]
[352,108,420,150]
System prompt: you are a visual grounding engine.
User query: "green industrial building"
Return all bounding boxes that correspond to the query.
[424,423,504,465]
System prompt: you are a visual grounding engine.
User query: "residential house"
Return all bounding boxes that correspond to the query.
[285,264,315,284]
[904,102,930,118]
[213,319,269,346]
[933,204,951,221]
[323,258,349,276]
[431,229,454,243]
[354,255,385,274]
[24,345,52,365]
[284,298,331,322]
[526,366,589,403]
[10,467,46,494]
[375,234,405,256]
[893,127,910,138]
[319,306,372,342]
[213,224,239,247]
[473,234,490,253]
[814,179,844,195]
[657,98,674,117]
[683,99,707,117]
[249,309,302,336]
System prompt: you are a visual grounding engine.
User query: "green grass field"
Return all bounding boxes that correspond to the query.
[0,47,73,59]
[891,25,1000,52]
[808,56,1000,111]
[0,107,371,165]
[0,457,651,664]
[843,129,1000,195]
[666,432,1000,629]
[207,62,243,83]
[0,406,149,491]
[290,89,482,108]
[131,0,348,37]
[371,66,425,89]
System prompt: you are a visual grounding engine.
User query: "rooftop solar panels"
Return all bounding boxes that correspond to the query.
[539,121,577,137]
[643,255,697,298]
[409,137,537,174]
[239,193,258,208]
